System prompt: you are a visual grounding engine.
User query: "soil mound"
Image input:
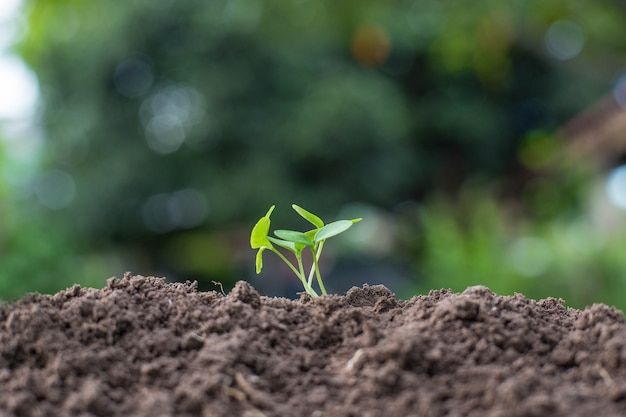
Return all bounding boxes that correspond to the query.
[1,273,625,416]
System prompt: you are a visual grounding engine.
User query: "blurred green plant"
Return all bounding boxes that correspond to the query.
[0,141,109,299]
[410,177,626,312]
[251,204,361,297]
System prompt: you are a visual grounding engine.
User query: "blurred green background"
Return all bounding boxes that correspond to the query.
[1,0,626,309]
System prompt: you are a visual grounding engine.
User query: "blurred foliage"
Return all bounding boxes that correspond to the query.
[0,139,109,299]
[1,0,625,307]
[404,167,626,310]
[404,176,626,309]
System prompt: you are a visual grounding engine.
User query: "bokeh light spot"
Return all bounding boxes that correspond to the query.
[145,113,186,154]
[140,84,206,154]
[0,0,21,21]
[613,74,626,109]
[0,55,39,120]
[606,165,626,210]
[351,25,391,67]
[544,19,585,61]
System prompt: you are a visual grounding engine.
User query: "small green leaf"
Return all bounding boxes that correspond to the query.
[292,204,324,228]
[250,217,271,248]
[250,205,275,249]
[268,236,299,253]
[274,229,313,247]
[255,247,266,274]
[314,220,354,242]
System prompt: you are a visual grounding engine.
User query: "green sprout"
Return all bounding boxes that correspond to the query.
[250,204,362,297]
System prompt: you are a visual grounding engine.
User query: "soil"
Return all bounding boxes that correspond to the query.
[1,274,626,417]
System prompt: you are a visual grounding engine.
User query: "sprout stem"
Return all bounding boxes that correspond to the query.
[272,248,318,297]
[307,241,327,295]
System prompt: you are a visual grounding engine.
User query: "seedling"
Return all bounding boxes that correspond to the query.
[250,204,362,297]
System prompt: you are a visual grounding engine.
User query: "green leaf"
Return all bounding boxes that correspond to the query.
[268,236,299,253]
[274,229,313,247]
[292,204,324,228]
[255,247,266,274]
[314,220,354,242]
[250,217,271,248]
[250,205,275,249]
[305,229,318,239]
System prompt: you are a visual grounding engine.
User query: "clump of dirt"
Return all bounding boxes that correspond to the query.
[1,273,625,416]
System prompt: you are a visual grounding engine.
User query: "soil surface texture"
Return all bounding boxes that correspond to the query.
[1,274,626,417]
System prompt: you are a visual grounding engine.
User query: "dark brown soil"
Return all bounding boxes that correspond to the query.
[1,274,626,417]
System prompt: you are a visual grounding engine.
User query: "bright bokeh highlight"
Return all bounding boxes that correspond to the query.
[606,165,626,210]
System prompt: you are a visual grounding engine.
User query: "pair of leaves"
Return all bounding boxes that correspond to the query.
[272,220,356,250]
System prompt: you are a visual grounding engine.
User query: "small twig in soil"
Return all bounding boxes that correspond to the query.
[345,348,364,371]
[598,366,615,387]
[212,280,226,296]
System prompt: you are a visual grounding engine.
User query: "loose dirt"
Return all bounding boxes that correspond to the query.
[1,273,625,416]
